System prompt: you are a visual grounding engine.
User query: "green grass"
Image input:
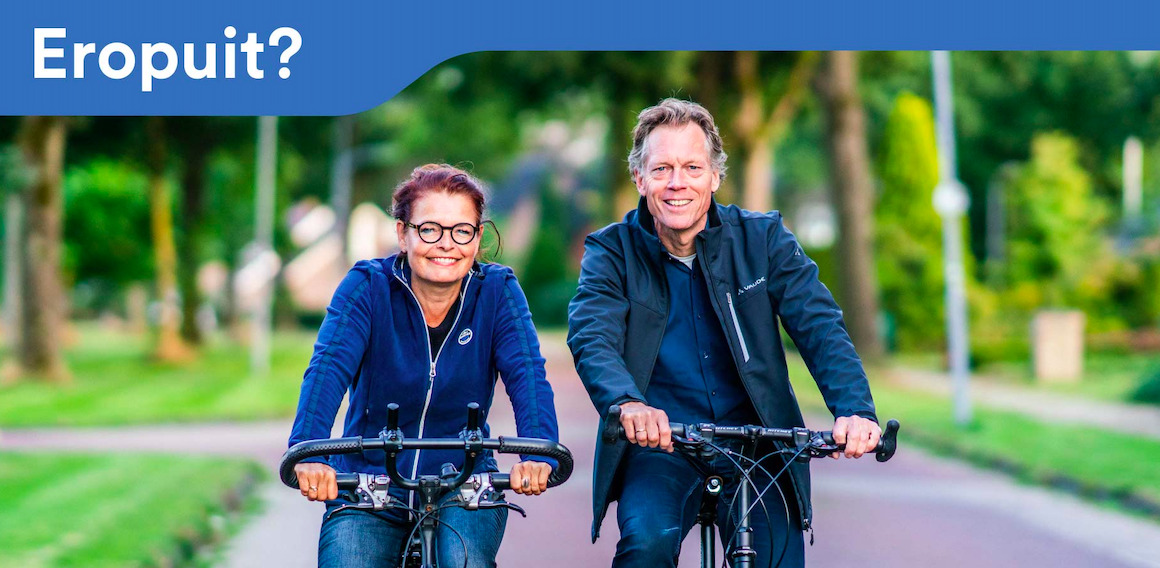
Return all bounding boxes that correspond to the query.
[788,357,1160,505]
[984,351,1160,403]
[0,452,264,568]
[894,349,1160,404]
[0,326,316,427]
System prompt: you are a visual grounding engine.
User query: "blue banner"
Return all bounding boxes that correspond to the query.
[2,0,1158,116]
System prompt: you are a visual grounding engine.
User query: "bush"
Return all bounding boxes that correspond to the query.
[874,92,948,351]
[1130,367,1160,405]
[63,159,154,309]
[1003,133,1110,309]
[521,181,576,327]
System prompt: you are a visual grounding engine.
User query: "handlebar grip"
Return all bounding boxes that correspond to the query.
[877,419,900,463]
[490,473,511,490]
[386,403,400,431]
[602,405,623,443]
[819,419,901,462]
[336,473,359,489]
[603,404,689,442]
[496,437,574,488]
[466,402,480,431]
[279,437,364,489]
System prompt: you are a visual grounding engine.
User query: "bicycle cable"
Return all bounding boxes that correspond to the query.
[724,449,787,568]
[687,438,787,568]
[398,498,471,568]
[711,441,808,568]
[728,444,807,568]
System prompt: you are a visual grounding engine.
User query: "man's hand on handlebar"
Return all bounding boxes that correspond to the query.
[509,461,552,496]
[831,415,881,459]
[619,401,673,452]
[294,462,338,501]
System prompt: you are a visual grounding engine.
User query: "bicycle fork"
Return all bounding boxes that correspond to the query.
[730,441,758,568]
[698,476,724,568]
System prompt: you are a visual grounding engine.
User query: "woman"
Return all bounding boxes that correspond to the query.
[288,164,559,568]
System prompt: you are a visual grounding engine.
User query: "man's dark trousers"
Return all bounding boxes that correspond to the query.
[612,443,805,568]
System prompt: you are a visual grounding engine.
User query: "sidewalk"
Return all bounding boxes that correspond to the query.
[890,366,1160,440]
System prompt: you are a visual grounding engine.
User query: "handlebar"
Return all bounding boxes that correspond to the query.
[602,405,900,463]
[279,403,574,491]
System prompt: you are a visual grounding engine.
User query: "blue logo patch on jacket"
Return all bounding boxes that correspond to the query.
[458,328,473,345]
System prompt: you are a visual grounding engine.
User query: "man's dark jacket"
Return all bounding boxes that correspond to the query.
[567,198,877,542]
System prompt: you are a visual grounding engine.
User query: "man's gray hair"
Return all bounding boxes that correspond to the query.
[627,98,728,180]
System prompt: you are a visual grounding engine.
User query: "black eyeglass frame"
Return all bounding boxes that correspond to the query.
[404,221,481,245]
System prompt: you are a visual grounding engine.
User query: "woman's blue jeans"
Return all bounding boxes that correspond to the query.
[318,505,508,568]
[612,444,805,568]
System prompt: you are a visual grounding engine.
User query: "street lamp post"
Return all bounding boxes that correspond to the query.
[251,115,278,376]
[932,50,972,426]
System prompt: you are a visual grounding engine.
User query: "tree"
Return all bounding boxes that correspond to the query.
[816,52,884,361]
[170,117,238,345]
[730,51,820,212]
[521,180,573,326]
[1004,133,1109,312]
[62,159,153,302]
[146,117,192,361]
[11,116,70,382]
[875,92,945,351]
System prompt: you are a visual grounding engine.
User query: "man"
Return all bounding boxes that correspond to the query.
[567,98,880,567]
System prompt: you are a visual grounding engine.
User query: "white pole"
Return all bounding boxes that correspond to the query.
[1124,136,1143,221]
[330,115,354,261]
[931,51,972,426]
[251,116,278,376]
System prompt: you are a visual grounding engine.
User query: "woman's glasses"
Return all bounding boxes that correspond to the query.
[405,221,479,245]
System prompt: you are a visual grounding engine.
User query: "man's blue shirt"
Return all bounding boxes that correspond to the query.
[647,254,759,427]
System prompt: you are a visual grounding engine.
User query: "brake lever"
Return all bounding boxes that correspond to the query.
[805,430,841,460]
[672,427,716,461]
[323,473,398,521]
[456,474,528,517]
[493,501,528,517]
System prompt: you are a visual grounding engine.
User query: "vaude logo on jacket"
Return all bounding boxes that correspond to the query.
[737,276,766,297]
[458,328,473,345]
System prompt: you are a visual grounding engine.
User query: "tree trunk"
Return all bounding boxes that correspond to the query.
[3,193,23,357]
[13,116,70,382]
[817,51,884,361]
[147,117,192,362]
[732,52,818,213]
[743,137,774,212]
[178,132,209,345]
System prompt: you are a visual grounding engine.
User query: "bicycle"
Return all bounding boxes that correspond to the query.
[280,402,574,568]
[602,405,900,568]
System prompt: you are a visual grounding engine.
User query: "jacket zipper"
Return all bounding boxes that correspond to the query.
[725,292,751,362]
[393,267,473,512]
[696,234,809,530]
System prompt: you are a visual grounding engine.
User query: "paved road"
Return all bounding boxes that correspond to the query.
[4,335,1160,567]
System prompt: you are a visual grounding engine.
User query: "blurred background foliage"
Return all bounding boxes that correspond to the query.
[4,50,1160,397]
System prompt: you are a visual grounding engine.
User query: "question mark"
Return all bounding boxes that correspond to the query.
[268,27,302,79]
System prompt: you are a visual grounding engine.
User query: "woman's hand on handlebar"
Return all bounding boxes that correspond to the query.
[831,415,881,459]
[619,401,673,452]
[509,461,552,496]
[294,462,338,501]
